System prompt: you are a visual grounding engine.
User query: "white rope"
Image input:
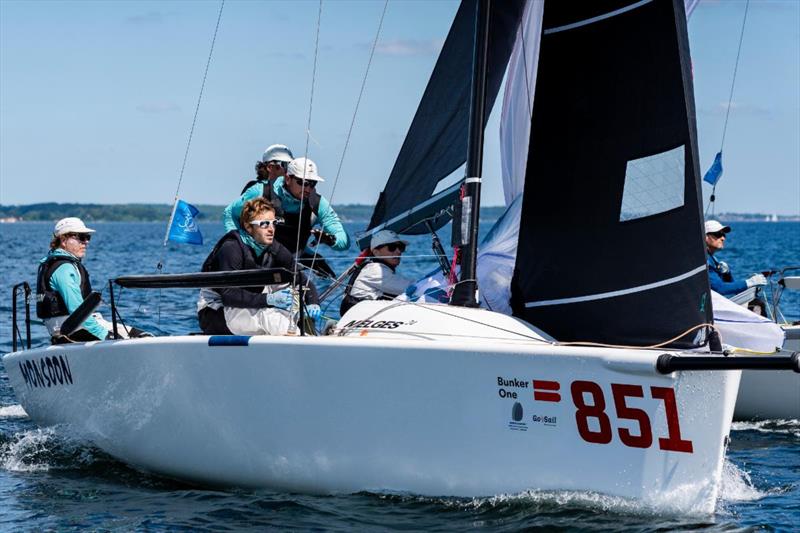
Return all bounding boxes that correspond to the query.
[304,0,390,288]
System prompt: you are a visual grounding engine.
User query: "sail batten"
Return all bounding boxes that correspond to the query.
[524,264,707,308]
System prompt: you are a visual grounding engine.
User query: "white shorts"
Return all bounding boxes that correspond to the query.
[223,307,293,336]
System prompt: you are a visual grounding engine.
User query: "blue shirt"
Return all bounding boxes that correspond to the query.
[40,249,108,339]
[222,178,350,251]
[706,254,747,297]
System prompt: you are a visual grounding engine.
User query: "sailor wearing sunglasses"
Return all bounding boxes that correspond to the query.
[37,217,149,341]
[199,198,321,336]
[340,230,414,316]
[704,220,766,298]
[223,156,350,258]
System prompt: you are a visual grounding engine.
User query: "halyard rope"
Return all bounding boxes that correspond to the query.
[291,0,324,319]
[707,0,749,217]
[303,0,390,287]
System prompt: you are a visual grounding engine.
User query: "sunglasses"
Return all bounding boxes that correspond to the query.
[67,233,92,243]
[708,231,726,239]
[291,176,317,189]
[268,161,288,169]
[383,242,406,253]
[250,218,284,228]
[250,218,283,229]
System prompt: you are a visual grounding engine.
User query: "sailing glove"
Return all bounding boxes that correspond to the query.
[305,304,322,319]
[310,228,336,247]
[745,274,767,288]
[266,288,293,310]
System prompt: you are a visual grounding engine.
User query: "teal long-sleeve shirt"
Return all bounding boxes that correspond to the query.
[222,178,351,251]
[42,249,108,339]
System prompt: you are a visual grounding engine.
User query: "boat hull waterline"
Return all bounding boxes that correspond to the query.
[4,305,740,514]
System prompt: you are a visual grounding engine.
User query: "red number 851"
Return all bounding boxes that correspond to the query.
[571,380,693,453]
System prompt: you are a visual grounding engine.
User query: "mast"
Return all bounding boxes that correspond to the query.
[450,0,491,308]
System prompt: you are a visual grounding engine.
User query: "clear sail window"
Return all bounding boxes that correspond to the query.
[620,145,685,221]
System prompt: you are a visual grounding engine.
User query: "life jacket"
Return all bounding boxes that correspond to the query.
[202,230,280,273]
[262,183,321,255]
[36,255,92,319]
[339,258,396,316]
[240,177,267,195]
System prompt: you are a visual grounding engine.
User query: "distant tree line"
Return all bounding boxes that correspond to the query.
[0,202,400,223]
[1,203,792,223]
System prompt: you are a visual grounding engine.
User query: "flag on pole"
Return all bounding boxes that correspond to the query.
[703,151,724,186]
[167,200,204,245]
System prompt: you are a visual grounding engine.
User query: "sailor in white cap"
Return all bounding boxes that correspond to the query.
[704,220,766,297]
[223,143,294,231]
[36,217,149,342]
[224,156,350,260]
[339,230,413,315]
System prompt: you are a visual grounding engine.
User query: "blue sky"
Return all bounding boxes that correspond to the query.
[1,0,798,214]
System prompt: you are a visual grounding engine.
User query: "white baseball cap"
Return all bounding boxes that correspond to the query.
[704,220,731,234]
[370,229,409,250]
[287,157,324,182]
[54,217,95,236]
[262,144,294,164]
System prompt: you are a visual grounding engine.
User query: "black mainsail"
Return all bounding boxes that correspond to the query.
[510,0,711,347]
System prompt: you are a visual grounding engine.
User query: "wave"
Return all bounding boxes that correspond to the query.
[0,404,28,419]
[731,419,800,438]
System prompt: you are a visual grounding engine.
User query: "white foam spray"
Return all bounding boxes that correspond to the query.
[0,404,28,419]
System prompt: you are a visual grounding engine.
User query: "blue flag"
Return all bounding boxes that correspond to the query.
[703,151,723,186]
[168,200,203,245]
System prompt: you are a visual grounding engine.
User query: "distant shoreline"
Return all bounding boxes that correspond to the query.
[1,203,798,223]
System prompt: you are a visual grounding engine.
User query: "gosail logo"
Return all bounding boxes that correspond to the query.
[508,401,527,431]
[18,355,73,389]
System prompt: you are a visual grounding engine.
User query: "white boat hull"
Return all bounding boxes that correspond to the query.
[4,303,740,513]
[733,325,800,421]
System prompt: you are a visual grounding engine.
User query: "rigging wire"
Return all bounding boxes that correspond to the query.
[303,0,390,286]
[154,0,224,326]
[290,0,324,328]
[157,0,225,271]
[706,0,749,217]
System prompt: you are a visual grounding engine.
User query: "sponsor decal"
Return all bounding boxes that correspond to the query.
[18,355,73,389]
[533,379,561,402]
[531,414,558,427]
[341,319,416,330]
[508,401,527,431]
[497,376,528,399]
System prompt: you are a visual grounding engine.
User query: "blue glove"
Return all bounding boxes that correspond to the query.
[404,284,417,299]
[305,304,321,320]
[266,288,293,310]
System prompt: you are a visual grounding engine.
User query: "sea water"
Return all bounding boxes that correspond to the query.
[0,221,797,530]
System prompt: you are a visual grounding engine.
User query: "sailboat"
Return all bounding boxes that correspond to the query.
[4,0,798,514]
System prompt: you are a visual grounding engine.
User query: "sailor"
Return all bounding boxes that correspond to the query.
[705,220,766,297]
[36,217,146,341]
[340,230,413,316]
[227,144,294,209]
[199,197,322,335]
[222,156,350,259]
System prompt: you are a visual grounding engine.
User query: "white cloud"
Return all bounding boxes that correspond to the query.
[374,39,444,56]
